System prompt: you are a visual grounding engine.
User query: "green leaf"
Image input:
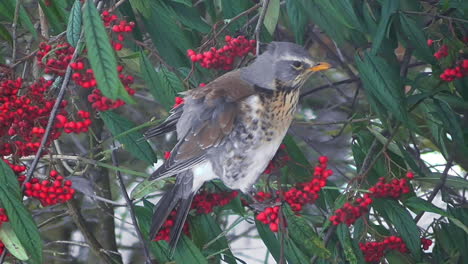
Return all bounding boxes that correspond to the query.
[337,224,360,264]
[355,52,409,126]
[0,160,21,199]
[405,197,468,234]
[167,2,211,33]
[284,205,331,259]
[368,127,403,157]
[190,214,236,264]
[398,13,435,63]
[284,238,310,264]
[0,165,42,264]
[67,0,82,47]
[385,250,415,264]
[373,199,421,260]
[286,1,307,44]
[17,2,38,40]
[0,222,28,260]
[141,1,192,67]
[414,174,468,189]
[39,0,67,33]
[282,135,312,183]
[432,98,464,146]
[371,0,399,54]
[131,179,164,200]
[174,235,208,264]
[83,0,125,100]
[0,24,12,45]
[172,0,192,6]
[255,220,281,262]
[100,111,157,165]
[263,0,280,35]
[139,52,184,110]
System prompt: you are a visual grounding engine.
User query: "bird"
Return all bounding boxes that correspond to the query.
[144,41,331,251]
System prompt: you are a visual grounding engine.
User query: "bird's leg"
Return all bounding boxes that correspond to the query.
[246,188,282,212]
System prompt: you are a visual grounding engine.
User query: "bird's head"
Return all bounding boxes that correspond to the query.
[241,42,331,91]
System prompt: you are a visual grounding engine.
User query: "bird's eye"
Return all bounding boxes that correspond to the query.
[292,61,303,70]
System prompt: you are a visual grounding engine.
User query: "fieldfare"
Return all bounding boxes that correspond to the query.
[144,41,331,250]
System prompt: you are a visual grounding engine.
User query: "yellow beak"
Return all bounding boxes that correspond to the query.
[309,62,332,72]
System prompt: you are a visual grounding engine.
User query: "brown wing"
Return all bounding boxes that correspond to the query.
[149,70,255,180]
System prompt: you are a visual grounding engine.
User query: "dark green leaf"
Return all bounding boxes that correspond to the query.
[373,199,421,260]
[0,165,42,264]
[355,52,409,126]
[385,250,415,264]
[0,160,21,199]
[83,0,125,100]
[371,0,399,54]
[39,0,67,33]
[414,174,468,189]
[282,135,311,183]
[139,52,184,110]
[0,24,12,45]
[141,1,192,67]
[286,1,307,44]
[167,2,211,33]
[433,98,464,146]
[284,205,331,259]
[174,235,208,264]
[263,0,280,35]
[336,224,358,264]
[131,179,165,200]
[398,13,435,63]
[0,222,28,260]
[190,214,236,264]
[284,238,310,264]
[255,220,281,262]
[100,111,157,164]
[67,0,82,47]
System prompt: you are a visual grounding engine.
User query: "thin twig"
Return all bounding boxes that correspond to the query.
[293,117,372,126]
[11,0,21,63]
[111,142,152,264]
[403,10,468,24]
[23,35,84,187]
[414,160,453,223]
[254,0,270,55]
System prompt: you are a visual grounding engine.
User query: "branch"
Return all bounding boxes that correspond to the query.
[11,0,21,63]
[403,10,468,24]
[110,142,152,264]
[67,200,119,264]
[23,34,84,187]
[414,160,453,223]
[254,0,270,55]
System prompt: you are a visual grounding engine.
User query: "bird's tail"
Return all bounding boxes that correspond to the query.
[149,171,196,254]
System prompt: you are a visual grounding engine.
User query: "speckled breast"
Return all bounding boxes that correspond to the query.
[208,89,300,192]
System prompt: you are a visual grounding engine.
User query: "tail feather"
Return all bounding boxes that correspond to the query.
[149,171,198,253]
[144,106,183,139]
[169,193,196,252]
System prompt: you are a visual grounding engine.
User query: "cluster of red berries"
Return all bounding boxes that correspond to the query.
[0,78,90,158]
[433,44,449,60]
[153,210,190,242]
[191,190,238,214]
[187,35,256,70]
[153,190,238,241]
[0,208,8,227]
[36,42,76,76]
[330,172,414,226]
[263,144,290,174]
[256,156,332,232]
[71,63,135,111]
[57,110,92,134]
[101,10,136,51]
[24,170,76,207]
[368,177,411,199]
[421,237,432,250]
[359,236,409,263]
[329,194,373,226]
[440,59,468,82]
